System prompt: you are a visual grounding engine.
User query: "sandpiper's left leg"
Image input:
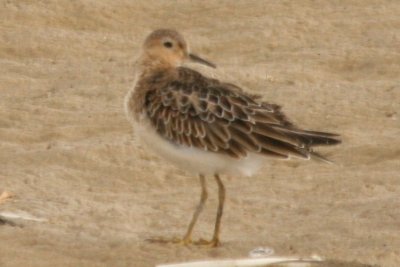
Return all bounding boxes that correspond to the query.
[147,174,208,246]
[195,174,225,247]
[182,174,208,244]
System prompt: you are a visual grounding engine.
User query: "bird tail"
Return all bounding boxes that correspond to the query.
[273,127,341,147]
[309,151,335,164]
[270,126,341,163]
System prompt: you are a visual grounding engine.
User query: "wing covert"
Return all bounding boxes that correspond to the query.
[144,67,337,160]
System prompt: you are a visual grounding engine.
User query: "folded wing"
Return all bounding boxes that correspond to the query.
[145,67,341,160]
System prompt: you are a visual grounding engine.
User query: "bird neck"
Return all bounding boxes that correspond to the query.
[136,53,180,74]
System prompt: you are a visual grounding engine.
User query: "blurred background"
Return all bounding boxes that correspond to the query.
[0,1,399,266]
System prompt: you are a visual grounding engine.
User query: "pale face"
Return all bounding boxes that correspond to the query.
[142,29,216,68]
[144,33,188,67]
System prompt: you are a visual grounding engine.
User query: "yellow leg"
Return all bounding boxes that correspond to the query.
[147,174,208,246]
[182,174,208,244]
[212,174,225,246]
[195,174,225,247]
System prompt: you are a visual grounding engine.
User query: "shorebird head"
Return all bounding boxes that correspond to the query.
[142,29,216,69]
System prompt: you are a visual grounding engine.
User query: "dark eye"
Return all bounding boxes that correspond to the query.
[163,41,173,48]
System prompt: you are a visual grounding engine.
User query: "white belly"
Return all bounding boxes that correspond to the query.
[124,85,263,177]
[133,119,263,177]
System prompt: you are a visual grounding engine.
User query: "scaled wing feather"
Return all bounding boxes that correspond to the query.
[144,67,340,160]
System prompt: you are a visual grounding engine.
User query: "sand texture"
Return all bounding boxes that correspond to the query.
[0,1,399,266]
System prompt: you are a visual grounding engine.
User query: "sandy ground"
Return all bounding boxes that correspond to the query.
[0,1,399,266]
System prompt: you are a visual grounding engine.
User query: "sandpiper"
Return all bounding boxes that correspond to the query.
[125,29,340,247]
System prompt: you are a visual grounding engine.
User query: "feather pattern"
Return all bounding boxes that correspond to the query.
[141,67,340,160]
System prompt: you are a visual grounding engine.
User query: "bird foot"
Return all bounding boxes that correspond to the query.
[193,238,220,247]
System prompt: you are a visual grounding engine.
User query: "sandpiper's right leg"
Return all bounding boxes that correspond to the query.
[181,174,208,244]
[147,174,208,246]
[195,174,225,247]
